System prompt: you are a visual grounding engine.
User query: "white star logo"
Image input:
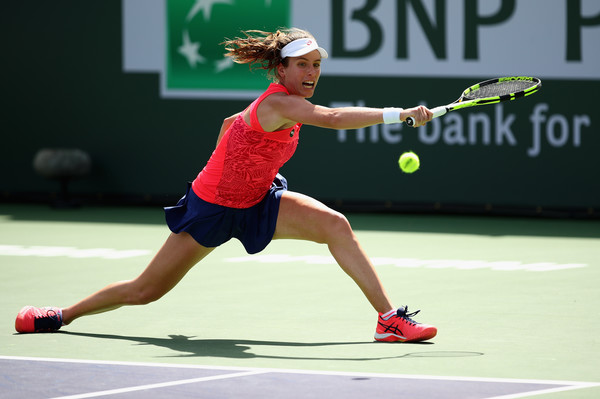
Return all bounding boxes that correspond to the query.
[179,0,273,73]
[178,30,206,68]
[186,0,233,22]
[215,57,234,73]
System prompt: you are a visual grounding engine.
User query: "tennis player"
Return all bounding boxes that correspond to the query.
[15,28,436,343]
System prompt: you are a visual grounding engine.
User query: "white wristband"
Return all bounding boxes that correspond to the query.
[383,107,403,124]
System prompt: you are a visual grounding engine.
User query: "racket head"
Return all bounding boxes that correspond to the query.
[460,76,541,104]
[405,76,541,127]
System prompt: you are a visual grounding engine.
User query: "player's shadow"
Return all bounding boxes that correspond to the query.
[57,331,474,361]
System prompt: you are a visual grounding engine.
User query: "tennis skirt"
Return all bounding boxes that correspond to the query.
[164,174,288,254]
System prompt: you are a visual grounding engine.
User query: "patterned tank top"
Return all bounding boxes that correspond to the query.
[192,83,301,208]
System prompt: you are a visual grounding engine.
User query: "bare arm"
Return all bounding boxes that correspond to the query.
[262,94,431,130]
[216,112,241,147]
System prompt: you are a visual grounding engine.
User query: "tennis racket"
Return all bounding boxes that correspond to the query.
[406,76,542,127]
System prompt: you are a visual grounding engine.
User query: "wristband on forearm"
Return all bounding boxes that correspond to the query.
[383,107,403,124]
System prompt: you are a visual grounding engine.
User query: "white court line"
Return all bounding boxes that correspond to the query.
[485,384,600,399]
[2,355,598,399]
[223,254,588,272]
[48,370,266,399]
[0,245,150,259]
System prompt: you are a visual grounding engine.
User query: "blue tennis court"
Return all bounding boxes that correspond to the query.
[2,356,596,399]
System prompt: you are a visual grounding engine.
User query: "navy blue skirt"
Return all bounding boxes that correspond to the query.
[164,174,287,254]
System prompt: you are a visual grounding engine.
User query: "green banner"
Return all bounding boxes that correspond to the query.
[166,0,290,93]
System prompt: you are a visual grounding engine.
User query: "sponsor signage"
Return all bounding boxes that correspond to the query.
[124,0,600,99]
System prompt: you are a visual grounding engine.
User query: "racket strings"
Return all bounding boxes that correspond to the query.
[465,80,536,100]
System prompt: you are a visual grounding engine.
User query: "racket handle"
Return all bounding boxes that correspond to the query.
[405,106,447,127]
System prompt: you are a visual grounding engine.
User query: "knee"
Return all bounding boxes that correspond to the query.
[125,281,165,305]
[319,210,354,244]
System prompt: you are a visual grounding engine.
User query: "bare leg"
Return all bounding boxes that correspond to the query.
[273,191,394,314]
[62,232,213,325]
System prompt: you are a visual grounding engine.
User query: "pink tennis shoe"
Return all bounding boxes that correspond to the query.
[375,306,437,342]
[15,306,63,333]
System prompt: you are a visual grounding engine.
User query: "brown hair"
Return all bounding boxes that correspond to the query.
[222,28,315,81]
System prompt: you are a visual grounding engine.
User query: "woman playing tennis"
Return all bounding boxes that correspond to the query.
[16,28,436,343]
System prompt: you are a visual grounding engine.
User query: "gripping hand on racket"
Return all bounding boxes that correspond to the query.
[401,106,433,127]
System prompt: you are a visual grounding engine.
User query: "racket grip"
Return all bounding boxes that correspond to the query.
[405,106,447,127]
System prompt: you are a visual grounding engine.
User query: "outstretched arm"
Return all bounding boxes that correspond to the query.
[264,94,432,130]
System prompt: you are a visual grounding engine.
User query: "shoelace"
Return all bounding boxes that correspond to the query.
[34,309,61,330]
[398,307,421,326]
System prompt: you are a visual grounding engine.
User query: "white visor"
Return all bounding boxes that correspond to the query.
[280,38,329,59]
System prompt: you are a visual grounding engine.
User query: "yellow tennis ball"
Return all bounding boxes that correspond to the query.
[398,151,420,173]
